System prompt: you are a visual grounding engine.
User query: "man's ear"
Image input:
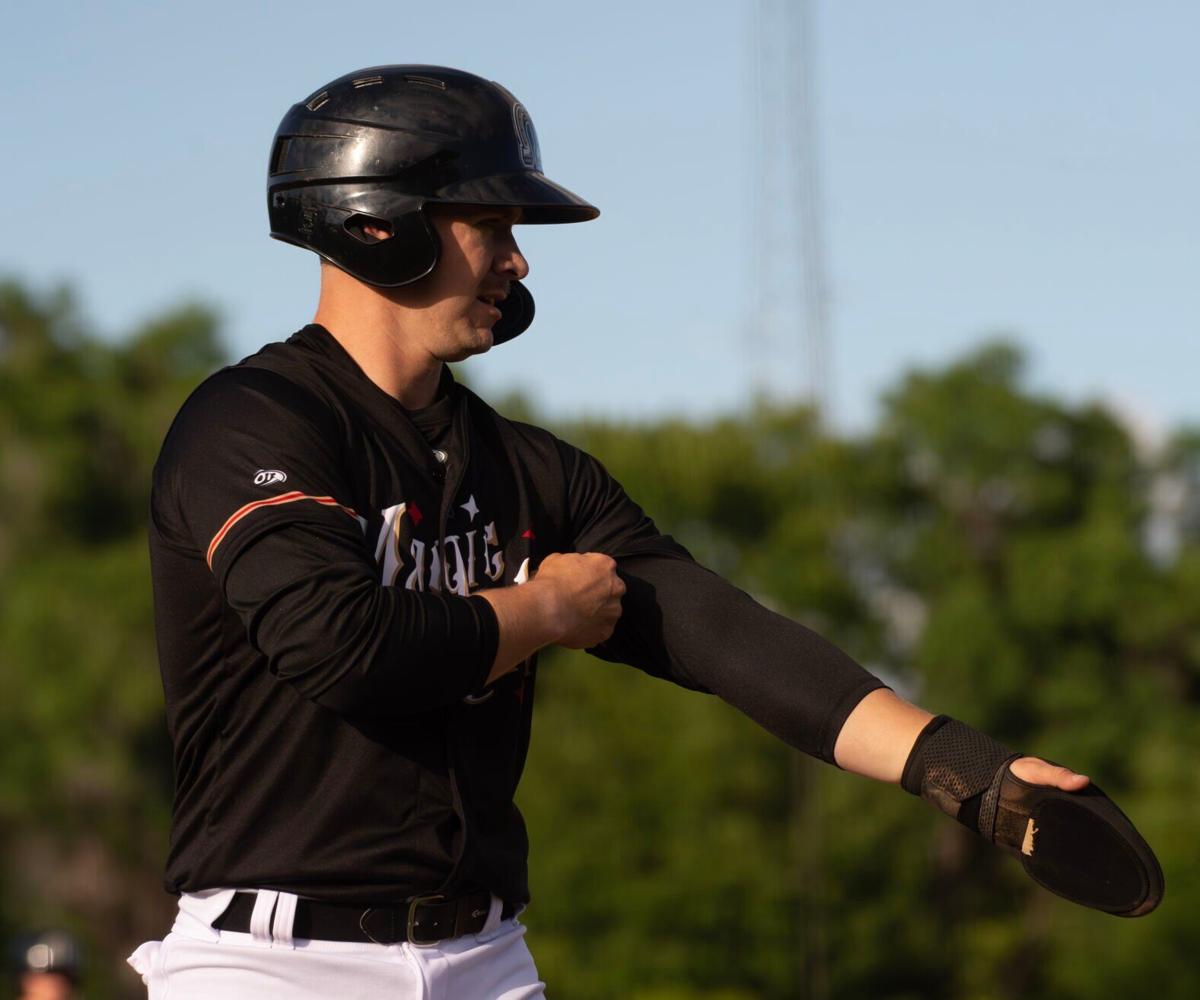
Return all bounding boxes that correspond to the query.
[344,214,394,244]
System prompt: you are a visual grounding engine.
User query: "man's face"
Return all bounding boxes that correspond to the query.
[387,205,529,362]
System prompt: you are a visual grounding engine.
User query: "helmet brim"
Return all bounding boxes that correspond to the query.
[435,171,599,224]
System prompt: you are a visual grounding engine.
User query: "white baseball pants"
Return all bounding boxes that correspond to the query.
[127,889,545,999]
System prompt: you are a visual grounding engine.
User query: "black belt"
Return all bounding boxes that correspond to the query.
[212,890,511,946]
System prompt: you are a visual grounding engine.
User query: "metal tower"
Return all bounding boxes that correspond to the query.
[747,5,835,997]
[746,0,831,420]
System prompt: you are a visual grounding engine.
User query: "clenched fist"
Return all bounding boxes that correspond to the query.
[533,552,626,649]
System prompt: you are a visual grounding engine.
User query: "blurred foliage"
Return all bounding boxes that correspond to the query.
[1,277,1196,997]
[0,280,224,998]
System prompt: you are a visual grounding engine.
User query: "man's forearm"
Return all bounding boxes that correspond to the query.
[478,579,561,685]
[833,688,934,782]
[833,688,1091,794]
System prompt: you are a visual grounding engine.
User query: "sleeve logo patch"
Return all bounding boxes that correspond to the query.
[254,469,288,487]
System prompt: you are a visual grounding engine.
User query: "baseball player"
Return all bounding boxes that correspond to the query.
[129,66,1162,999]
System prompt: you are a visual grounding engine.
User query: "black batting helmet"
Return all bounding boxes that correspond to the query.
[267,65,599,344]
[11,929,82,985]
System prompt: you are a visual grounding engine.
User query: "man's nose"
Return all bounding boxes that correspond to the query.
[496,232,530,281]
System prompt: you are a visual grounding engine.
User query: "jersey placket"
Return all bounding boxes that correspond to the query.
[433,397,477,897]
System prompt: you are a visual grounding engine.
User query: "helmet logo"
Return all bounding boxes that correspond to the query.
[512,103,542,171]
[299,206,319,239]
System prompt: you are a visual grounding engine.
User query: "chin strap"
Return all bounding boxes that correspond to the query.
[492,281,535,345]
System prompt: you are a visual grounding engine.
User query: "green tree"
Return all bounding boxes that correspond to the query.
[518,342,1197,999]
[2,284,1194,998]
[0,279,224,999]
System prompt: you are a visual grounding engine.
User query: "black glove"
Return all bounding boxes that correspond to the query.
[902,716,1164,917]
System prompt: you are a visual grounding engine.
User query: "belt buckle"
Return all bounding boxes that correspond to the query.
[406,893,446,947]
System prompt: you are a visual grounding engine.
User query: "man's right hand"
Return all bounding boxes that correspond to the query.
[479,551,626,685]
[532,552,626,649]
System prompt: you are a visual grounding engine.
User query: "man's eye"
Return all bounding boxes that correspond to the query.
[470,211,518,230]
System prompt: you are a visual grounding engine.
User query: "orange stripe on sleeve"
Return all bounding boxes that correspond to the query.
[206,492,360,568]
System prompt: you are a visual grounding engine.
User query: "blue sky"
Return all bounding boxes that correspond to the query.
[3,1,1196,435]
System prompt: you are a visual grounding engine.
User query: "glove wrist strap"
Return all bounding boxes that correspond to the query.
[901,715,1020,838]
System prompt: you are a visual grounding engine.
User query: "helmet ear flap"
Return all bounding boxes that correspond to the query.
[492,281,534,345]
[333,208,440,286]
[270,185,440,286]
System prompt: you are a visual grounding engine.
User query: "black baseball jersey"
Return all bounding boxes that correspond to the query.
[148,324,885,906]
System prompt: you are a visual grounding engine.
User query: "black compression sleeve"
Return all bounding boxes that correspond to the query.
[592,553,887,763]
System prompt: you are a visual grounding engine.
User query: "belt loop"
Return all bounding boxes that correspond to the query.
[271,892,299,949]
[250,890,279,943]
[480,894,504,936]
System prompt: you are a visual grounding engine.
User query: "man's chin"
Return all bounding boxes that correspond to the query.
[445,328,494,362]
